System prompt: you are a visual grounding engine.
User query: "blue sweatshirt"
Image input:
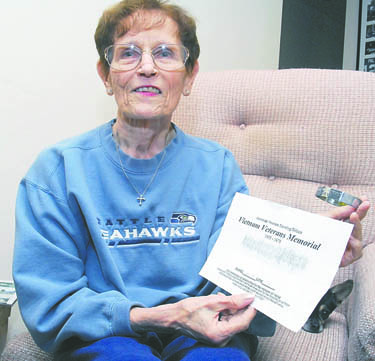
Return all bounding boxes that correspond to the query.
[13,120,275,352]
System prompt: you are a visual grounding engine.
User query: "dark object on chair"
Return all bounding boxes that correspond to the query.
[303,280,354,333]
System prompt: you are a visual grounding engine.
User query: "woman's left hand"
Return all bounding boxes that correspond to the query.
[321,197,370,267]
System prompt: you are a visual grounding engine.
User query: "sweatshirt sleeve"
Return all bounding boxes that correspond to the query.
[205,151,276,337]
[13,178,143,353]
[206,150,249,255]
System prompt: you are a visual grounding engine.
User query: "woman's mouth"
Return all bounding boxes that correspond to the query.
[133,86,162,96]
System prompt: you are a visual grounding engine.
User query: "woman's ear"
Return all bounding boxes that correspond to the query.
[97,61,113,95]
[183,61,199,96]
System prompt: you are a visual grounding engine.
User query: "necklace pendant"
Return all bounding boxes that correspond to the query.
[115,138,167,208]
[137,195,146,206]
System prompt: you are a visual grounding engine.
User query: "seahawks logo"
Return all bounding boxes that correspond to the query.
[170,212,197,225]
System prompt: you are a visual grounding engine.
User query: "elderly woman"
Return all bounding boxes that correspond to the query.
[13,0,369,360]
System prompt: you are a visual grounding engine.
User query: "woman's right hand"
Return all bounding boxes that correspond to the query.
[174,293,256,346]
[130,293,256,347]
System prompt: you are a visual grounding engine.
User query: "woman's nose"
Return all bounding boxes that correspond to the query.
[137,52,157,76]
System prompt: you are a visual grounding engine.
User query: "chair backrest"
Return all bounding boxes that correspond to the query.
[173,68,375,282]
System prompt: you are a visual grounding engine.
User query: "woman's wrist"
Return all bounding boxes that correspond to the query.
[130,302,181,334]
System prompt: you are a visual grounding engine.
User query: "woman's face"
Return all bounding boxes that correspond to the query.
[99,12,198,123]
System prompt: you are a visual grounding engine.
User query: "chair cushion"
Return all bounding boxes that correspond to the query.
[0,332,52,361]
[255,311,348,361]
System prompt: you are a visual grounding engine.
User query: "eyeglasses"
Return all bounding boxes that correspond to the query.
[104,43,189,71]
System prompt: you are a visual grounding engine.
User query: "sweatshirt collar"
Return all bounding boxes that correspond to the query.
[101,119,182,174]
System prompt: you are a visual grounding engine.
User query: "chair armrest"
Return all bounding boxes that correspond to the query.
[347,242,375,361]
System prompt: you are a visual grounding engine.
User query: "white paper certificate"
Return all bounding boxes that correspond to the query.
[200,192,353,332]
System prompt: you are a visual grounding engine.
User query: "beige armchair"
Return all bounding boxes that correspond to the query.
[2,69,374,361]
[174,68,375,361]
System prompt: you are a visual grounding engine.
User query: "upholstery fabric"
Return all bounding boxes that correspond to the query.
[0,333,52,361]
[255,312,348,361]
[347,243,375,360]
[2,69,374,361]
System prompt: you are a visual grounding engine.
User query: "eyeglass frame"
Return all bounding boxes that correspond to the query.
[103,43,190,72]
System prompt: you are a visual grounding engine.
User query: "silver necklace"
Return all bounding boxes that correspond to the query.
[114,135,169,207]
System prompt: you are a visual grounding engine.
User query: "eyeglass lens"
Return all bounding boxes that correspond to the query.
[106,44,188,71]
